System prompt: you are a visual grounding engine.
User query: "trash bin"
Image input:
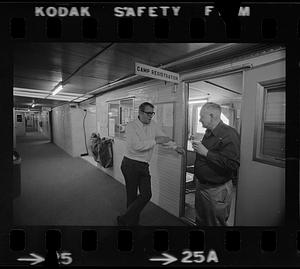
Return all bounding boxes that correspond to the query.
[13,151,21,199]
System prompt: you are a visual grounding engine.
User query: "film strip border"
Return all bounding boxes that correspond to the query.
[9,16,290,41]
[0,227,299,266]
[1,1,300,267]
[0,3,300,41]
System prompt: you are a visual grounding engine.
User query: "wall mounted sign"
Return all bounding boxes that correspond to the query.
[135,62,180,84]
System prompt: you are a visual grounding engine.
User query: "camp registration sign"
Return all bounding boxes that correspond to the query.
[135,62,180,84]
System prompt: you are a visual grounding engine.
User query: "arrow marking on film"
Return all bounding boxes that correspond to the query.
[17,253,45,265]
[149,252,177,265]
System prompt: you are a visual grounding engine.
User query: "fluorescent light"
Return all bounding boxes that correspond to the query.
[47,96,74,101]
[52,85,63,96]
[31,103,35,108]
[188,99,208,104]
[14,87,52,94]
[14,92,48,98]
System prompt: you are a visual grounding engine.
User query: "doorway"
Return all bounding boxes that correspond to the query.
[183,72,243,226]
[25,112,38,133]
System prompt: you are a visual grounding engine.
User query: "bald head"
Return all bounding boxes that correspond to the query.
[199,102,221,130]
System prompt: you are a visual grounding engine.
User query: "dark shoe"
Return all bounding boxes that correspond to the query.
[117,216,127,226]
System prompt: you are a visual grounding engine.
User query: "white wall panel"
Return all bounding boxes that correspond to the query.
[38,111,51,139]
[236,57,285,226]
[52,105,73,156]
[52,104,97,157]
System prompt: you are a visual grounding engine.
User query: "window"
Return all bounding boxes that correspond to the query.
[220,112,230,125]
[108,98,134,138]
[187,102,206,151]
[196,106,206,134]
[254,80,285,167]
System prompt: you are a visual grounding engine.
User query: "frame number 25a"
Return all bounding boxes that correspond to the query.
[181,250,219,264]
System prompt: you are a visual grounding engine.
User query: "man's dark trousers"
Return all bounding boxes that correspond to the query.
[120,156,152,225]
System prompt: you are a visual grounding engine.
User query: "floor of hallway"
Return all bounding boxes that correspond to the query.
[13,132,187,226]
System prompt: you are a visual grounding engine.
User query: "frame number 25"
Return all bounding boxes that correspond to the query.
[56,252,73,265]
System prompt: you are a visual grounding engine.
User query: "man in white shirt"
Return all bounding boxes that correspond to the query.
[117,102,184,226]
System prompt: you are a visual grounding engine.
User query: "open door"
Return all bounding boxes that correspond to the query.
[183,72,243,226]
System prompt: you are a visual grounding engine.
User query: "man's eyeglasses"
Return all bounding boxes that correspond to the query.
[141,110,155,117]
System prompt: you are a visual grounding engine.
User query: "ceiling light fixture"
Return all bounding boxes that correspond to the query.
[188,99,208,105]
[52,84,63,96]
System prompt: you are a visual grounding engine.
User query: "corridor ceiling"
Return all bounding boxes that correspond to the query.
[13,42,281,111]
[189,72,243,101]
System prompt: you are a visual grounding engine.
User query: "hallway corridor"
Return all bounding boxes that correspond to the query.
[13,132,187,226]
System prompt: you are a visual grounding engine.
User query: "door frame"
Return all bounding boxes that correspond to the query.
[179,70,246,225]
[49,110,53,143]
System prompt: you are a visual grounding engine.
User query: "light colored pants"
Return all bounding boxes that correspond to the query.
[195,179,233,226]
